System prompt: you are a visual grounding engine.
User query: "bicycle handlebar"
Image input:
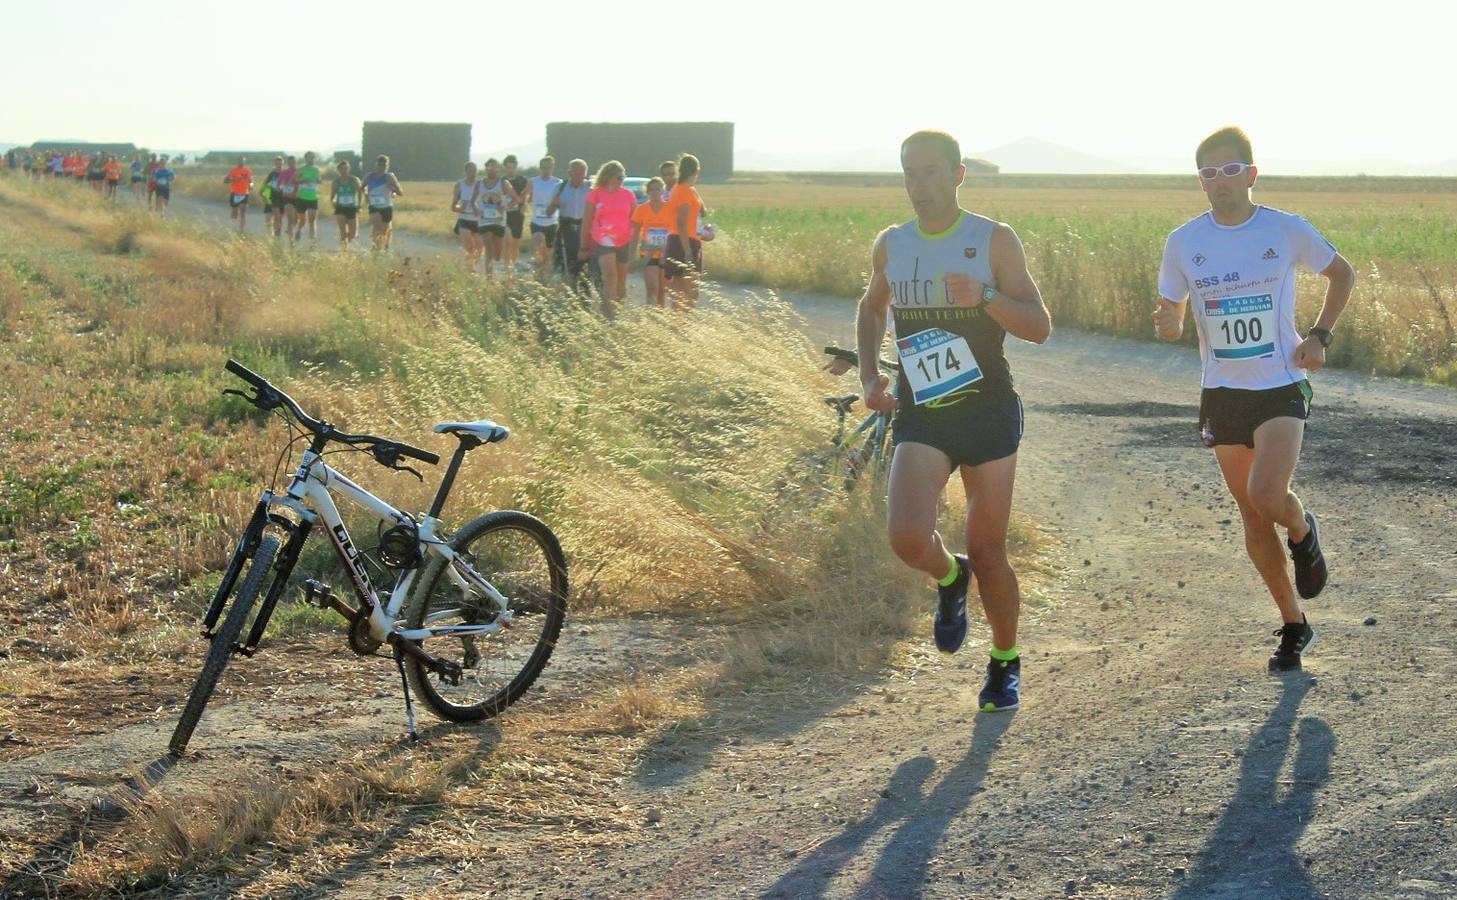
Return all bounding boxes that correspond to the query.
[824,346,901,373]
[224,359,441,467]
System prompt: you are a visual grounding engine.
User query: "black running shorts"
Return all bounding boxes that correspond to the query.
[1198,380,1312,448]
[664,234,703,279]
[506,209,525,239]
[530,223,558,244]
[369,206,394,224]
[892,392,1024,470]
[335,206,359,220]
[453,218,478,235]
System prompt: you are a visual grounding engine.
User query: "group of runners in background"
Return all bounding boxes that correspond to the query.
[198,149,715,311]
[6,148,180,214]
[218,152,403,254]
[447,153,712,310]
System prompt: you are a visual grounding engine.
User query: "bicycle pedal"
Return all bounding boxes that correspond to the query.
[302,578,336,609]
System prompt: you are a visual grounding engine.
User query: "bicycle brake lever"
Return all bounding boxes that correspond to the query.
[396,464,424,482]
[221,388,250,400]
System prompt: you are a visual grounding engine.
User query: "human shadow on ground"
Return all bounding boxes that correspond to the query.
[1046,400,1456,488]
[0,718,494,898]
[760,712,1015,900]
[202,720,501,898]
[1173,673,1335,900]
[0,753,177,898]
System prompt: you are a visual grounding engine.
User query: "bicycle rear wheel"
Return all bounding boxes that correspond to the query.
[169,535,279,755]
[404,511,567,722]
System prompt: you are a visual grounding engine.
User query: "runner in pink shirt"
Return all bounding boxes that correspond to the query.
[580,160,637,311]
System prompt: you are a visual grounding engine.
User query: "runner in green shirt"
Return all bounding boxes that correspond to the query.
[294,151,323,246]
[330,160,363,253]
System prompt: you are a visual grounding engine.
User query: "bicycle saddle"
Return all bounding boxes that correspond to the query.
[823,394,860,413]
[433,420,510,444]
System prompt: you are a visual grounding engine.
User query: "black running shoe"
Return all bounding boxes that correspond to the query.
[979,656,1021,712]
[1288,511,1327,600]
[933,554,970,654]
[1269,617,1315,672]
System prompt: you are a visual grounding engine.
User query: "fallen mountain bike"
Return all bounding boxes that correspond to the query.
[169,359,568,755]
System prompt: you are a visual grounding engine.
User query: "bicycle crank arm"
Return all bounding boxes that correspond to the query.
[386,633,463,685]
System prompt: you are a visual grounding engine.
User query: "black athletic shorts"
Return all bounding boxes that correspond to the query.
[506,209,525,239]
[293,198,318,212]
[664,235,703,279]
[1198,380,1312,448]
[230,194,248,207]
[454,218,478,235]
[155,186,171,201]
[335,206,359,220]
[369,206,394,224]
[530,223,558,244]
[478,224,505,237]
[892,391,1024,470]
[131,175,144,183]
[593,244,630,263]
[87,172,103,182]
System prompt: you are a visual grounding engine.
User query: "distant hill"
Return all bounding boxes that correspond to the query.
[971,138,1136,174]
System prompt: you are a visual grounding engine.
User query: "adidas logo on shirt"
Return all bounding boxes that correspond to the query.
[1262,247,1279,260]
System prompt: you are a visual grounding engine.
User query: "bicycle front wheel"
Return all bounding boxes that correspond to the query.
[169,534,279,755]
[404,511,567,722]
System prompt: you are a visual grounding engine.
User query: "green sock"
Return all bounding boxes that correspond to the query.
[935,552,960,587]
[989,645,1020,662]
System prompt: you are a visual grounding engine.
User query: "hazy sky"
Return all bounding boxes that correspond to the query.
[3,0,1452,168]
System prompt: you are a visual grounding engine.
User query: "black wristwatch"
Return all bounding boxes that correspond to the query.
[1307,327,1333,348]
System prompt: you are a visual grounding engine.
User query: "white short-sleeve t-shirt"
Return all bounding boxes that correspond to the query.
[1158,206,1337,391]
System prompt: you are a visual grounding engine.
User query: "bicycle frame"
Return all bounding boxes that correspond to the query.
[207,448,513,656]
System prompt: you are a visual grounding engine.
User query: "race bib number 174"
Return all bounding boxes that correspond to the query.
[1204,294,1277,360]
[896,328,984,405]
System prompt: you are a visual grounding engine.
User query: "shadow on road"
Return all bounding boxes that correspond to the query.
[1173,673,1334,900]
[0,754,177,898]
[761,712,1015,900]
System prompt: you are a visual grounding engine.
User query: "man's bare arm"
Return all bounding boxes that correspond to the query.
[857,231,896,411]
[982,223,1052,344]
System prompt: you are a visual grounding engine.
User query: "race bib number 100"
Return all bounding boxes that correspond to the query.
[1204,294,1276,360]
[896,328,984,405]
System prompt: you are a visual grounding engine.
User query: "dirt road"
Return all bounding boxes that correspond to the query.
[3,193,1455,899]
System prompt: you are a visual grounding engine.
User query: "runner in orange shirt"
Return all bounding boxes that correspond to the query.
[664,154,710,311]
[102,155,123,201]
[629,177,675,308]
[222,156,253,233]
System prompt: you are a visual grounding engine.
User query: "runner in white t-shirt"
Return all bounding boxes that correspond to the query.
[1154,126,1356,673]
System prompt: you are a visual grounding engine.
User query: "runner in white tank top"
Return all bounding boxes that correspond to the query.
[451,162,483,272]
[524,155,564,281]
[1154,126,1355,672]
[475,158,516,276]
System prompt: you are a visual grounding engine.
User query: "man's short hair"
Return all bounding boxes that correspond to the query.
[901,130,961,170]
[503,154,517,165]
[540,155,554,167]
[1196,126,1254,167]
